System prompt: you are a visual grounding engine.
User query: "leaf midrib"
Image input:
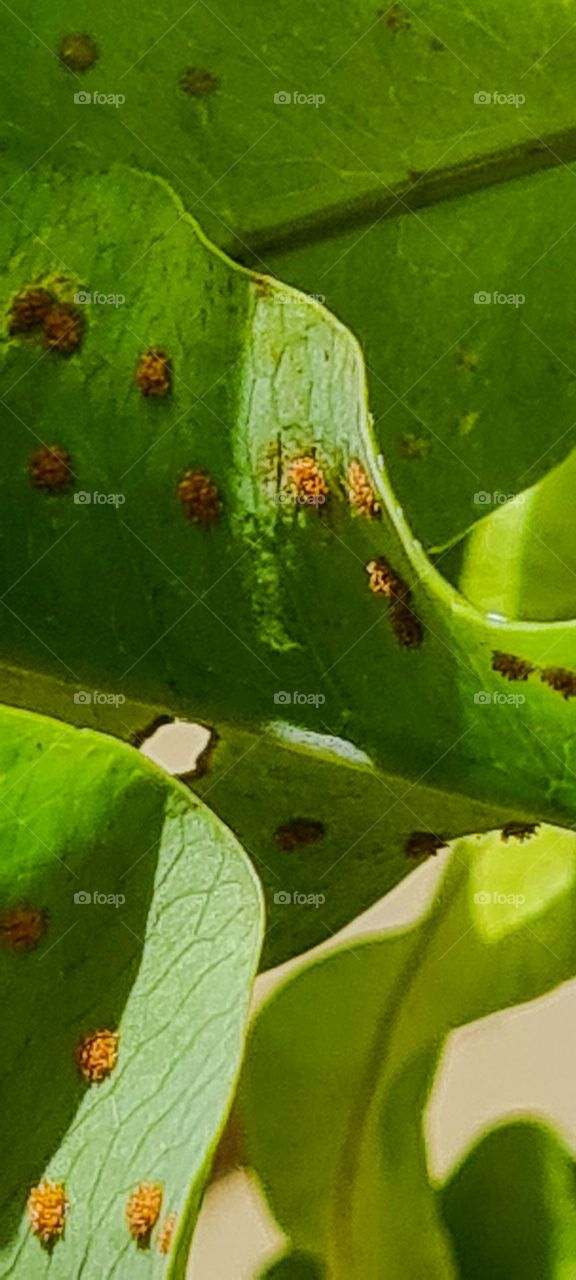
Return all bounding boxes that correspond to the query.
[235,124,576,264]
[328,860,464,1279]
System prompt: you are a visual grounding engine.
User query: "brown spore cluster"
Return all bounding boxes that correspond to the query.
[178,468,221,525]
[27,1181,68,1245]
[126,1182,163,1246]
[59,33,99,71]
[347,460,380,518]
[136,349,172,397]
[287,455,329,507]
[1,905,47,952]
[29,446,72,492]
[76,1029,119,1083]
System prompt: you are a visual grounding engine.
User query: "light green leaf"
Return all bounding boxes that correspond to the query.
[241,824,576,1277]
[0,703,263,1277]
[457,445,576,623]
[267,158,576,550]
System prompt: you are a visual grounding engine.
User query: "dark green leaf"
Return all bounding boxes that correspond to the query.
[441,1121,576,1280]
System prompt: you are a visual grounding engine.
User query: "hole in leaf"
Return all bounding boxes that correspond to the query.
[139,720,215,776]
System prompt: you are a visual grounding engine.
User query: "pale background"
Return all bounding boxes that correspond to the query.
[142,722,576,1279]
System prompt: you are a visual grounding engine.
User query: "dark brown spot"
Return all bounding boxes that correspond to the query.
[382,4,411,31]
[540,667,576,699]
[275,819,325,852]
[42,305,82,354]
[405,832,447,859]
[366,559,423,646]
[400,433,429,460]
[29,446,72,492]
[253,275,274,298]
[1,905,47,952]
[178,468,221,525]
[492,651,535,682]
[456,348,478,372]
[59,33,98,71]
[126,1183,163,1246]
[501,821,540,843]
[9,287,53,335]
[136,349,171,398]
[76,1029,119,1083]
[365,557,407,601]
[391,600,423,648]
[180,67,219,97]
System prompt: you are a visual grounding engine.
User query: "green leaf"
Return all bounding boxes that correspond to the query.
[3,161,576,959]
[0,702,263,1277]
[266,157,576,551]
[4,2,576,247]
[4,3,576,557]
[240,824,576,1277]
[456,445,576,623]
[259,1251,325,1279]
[440,1121,576,1280]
